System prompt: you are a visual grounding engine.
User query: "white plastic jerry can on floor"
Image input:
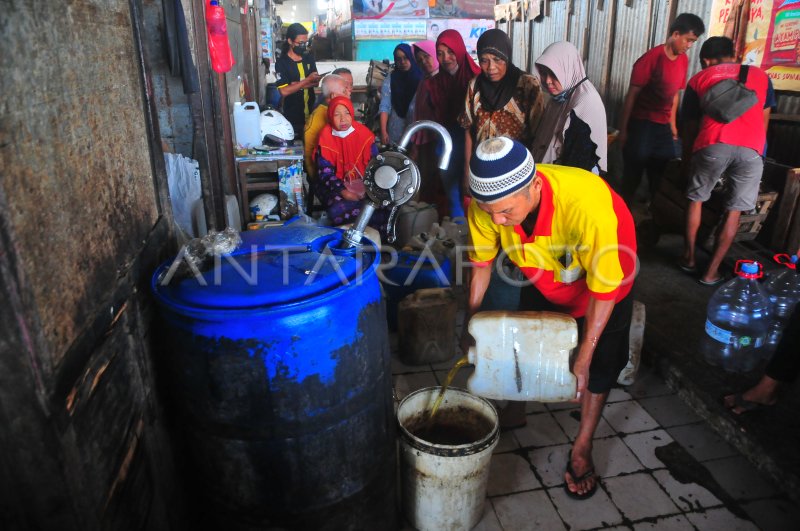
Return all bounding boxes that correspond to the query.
[466,311,578,402]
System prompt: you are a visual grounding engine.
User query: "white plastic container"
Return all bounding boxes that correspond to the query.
[617,300,646,385]
[466,311,578,402]
[397,387,499,531]
[395,201,438,248]
[233,101,262,147]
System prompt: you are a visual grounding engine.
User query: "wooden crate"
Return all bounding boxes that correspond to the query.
[770,167,800,252]
[650,163,779,250]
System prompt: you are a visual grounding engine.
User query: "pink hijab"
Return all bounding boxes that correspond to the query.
[426,30,480,127]
[412,40,440,77]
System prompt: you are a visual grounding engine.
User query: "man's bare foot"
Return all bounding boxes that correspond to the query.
[723,375,780,414]
[564,448,597,499]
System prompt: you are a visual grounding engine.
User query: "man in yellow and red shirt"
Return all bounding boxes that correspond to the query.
[462,137,636,500]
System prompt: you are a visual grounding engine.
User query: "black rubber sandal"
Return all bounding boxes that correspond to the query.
[724,393,773,415]
[564,454,598,500]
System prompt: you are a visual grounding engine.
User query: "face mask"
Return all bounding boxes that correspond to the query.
[332,126,355,138]
[551,90,570,104]
[292,43,308,55]
[551,77,588,104]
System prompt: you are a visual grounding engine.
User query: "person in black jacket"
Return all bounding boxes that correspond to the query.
[275,23,320,136]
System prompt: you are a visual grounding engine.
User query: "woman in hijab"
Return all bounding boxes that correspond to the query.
[425,29,481,217]
[460,28,545,201]
[379,44,423,146]
[410,40,446,211]
[531,41,608,176]
[315,97,386,227]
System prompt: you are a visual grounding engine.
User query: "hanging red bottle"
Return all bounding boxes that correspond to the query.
[206,0,234,73]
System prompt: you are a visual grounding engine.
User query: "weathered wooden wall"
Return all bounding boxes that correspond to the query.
[0,0,181,528]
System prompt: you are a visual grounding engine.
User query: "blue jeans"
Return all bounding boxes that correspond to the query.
[622,118,679,202]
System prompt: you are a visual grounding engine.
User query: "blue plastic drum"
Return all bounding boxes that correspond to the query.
[151,223,396,529]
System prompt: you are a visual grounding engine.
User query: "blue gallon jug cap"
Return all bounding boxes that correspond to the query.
[740,262,758,274]
[152,223,377,310]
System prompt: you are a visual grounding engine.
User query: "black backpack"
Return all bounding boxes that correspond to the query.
[701,65,759,124]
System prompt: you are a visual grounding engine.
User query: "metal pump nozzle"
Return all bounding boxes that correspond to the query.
[397,120,452,170]
[338,121,452,249]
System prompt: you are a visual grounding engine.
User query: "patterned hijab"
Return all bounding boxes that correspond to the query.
[426,29,481,126]
[475,29,523,112]
[532,41,608,172]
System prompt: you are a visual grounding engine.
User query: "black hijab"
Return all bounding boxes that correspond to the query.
[475,29,523,112]
[390,44,423,119]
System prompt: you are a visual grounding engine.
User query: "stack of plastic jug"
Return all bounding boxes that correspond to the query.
[701,260,771,372]
[764,254,800,349]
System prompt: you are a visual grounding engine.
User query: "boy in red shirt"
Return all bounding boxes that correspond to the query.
[618,13,705,203]
[679,37,770,285]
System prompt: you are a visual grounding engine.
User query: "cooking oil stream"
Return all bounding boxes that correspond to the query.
[425,355,469,428]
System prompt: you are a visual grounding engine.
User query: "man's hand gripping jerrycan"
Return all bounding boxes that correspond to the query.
[466,311,578,402]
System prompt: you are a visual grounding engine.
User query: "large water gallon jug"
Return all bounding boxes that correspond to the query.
[233,101,262,147]
[466,311,578,402]
[701,260,771,372]
[764,254,800,348]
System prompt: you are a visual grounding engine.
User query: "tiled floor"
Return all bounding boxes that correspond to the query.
[392,348,797,530]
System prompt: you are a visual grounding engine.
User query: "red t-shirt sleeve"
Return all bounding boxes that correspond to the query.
[630,51,655,87]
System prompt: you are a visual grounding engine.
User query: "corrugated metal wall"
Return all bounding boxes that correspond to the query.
[679,0,713,79]
[516,0,799,165]
[608,1,655,125]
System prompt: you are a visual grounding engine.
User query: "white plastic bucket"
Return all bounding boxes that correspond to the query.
[397,387,499,531]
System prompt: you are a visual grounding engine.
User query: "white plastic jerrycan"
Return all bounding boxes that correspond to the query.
[233,101,262,147]
[466,311,578,402]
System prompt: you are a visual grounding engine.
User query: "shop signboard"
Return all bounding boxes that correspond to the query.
[354,19,428,40]
[709,0,800,91]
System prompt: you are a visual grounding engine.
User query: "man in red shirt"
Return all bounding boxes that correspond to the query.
[679,37,770,285]
[618,13,705,203]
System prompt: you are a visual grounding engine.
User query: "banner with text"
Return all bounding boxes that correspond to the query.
[428,19,494,56]
[709,0,800,91]
[354,19,428,40]
[353,0,429,19]
[430,0,495,19]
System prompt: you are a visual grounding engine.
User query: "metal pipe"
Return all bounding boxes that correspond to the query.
[398,120,452,170]
[340,202,376,249]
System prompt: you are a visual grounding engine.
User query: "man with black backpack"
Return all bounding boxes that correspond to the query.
[679,36,772,286]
